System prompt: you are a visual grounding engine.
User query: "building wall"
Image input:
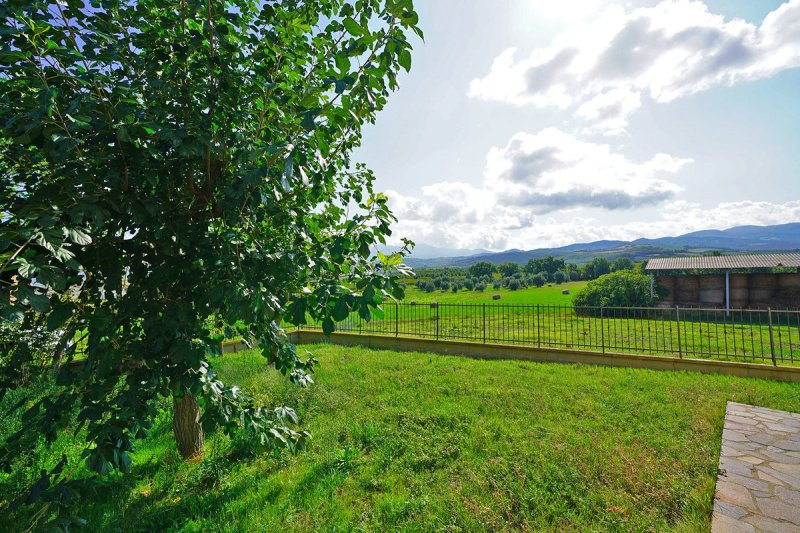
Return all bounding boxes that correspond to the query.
[655,272,800,309]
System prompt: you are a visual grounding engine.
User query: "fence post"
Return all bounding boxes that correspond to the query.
[395,301,399,337]
[536,304,541,348]
[768,307,777,366]
[482,303,486,344]
[675,306,682,359]
[600,306,605,354]
[435,303,439,340]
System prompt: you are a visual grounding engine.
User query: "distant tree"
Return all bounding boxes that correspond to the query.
[574,271,660,307]
[492,281,504,290]
[508,278,521,291]
[589,257,612,278]
[451,284,459,293]
[524,258,542,274]
[612,257,635,272]
[475,282,486,292]
[463,278,475,290]
[498,262,520,277]
[553,271,567,284]
[530,273,547,287]
[468,261,496,278]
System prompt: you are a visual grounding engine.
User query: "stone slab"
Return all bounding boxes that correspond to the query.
[712,402,800,532]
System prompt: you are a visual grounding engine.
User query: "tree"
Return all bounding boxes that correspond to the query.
[553,271,567,284]
[497,261,520,277]
[530,273,547,287]
[468,261,495,278]
[0,0,420,517]
[588,257,612,279]
[573,271,659,307]
[612,257,634,272]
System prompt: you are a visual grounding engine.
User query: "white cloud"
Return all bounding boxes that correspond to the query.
[387,128,695,250]
[468,0,800,134]
[485,128,688,212]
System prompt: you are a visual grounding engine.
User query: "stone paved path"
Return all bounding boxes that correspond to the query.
[711,402,800,532]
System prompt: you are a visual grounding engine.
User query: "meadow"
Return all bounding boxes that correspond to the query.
[3,344,799,531]
[313,280,800,364]
[401,280,587,305]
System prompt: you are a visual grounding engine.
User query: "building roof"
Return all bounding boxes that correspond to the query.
[645,253,800,272]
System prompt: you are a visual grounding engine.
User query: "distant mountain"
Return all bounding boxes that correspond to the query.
[378,242,488,260]
[405,223,800,268]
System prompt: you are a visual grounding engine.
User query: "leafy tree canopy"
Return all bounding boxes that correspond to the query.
[468,261,495,278]
[573,271,658,308]
[0,0,420,518]
[497,261,519,277]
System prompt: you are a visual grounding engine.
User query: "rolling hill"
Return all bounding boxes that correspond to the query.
[404,223,800,268]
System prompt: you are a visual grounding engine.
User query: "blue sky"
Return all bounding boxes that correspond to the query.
[355,0,800,252]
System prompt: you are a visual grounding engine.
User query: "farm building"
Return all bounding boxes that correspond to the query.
[645,253,800,311]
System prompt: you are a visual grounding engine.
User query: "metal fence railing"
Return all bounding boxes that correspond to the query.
[302,303,800,366]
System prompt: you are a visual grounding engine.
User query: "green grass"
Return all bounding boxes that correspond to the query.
[404,280,587,305]
[3,344,799,531]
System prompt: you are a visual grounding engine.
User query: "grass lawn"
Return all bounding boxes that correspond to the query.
[403,280,587,305]
[3,344,799,531]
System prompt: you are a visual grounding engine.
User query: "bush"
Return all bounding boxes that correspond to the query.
[468,261,496,278]
[475,283,486,292]
[463,279,475,291]
[573,271,658,308]
[508,279,521,291]
[553,271,567,284]
[530,274,546,287]
[497,262,520,277]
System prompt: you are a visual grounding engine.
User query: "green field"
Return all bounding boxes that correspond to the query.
[3,344,798,531]
[318,280,800,364]
[403,280,587,305]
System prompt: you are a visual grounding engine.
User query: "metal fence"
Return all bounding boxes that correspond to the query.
[301,303,800,366]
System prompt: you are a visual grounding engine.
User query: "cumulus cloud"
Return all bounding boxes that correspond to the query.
[485,128,687,212]
[468,0,800,134]
[386,128,695,249]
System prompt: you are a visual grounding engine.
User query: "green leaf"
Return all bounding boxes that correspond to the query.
[399,50,412,72]
[332,297,349,321]
[342,17,364,36]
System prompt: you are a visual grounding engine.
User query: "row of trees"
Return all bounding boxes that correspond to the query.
[467,256,638,282]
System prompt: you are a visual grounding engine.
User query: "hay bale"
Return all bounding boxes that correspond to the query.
[750,274,777,289]
[492,294,501,300]
[778,273,800,289]
[698,288,724,306]
[730,274,748,288]
[698,275,724,290]
[729,288,748,308]
[562,289,570,295]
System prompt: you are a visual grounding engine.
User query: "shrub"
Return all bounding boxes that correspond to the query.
[497,262,520,277]
[553,271,567,284]
[475,283,486,292]
[463,279,475,291]
[573,270,659,308]
[508,279,521,291]
[468,261,496,278]
[530,274,546,287]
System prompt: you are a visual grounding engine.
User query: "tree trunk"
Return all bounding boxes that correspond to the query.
[172,390,204,459]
